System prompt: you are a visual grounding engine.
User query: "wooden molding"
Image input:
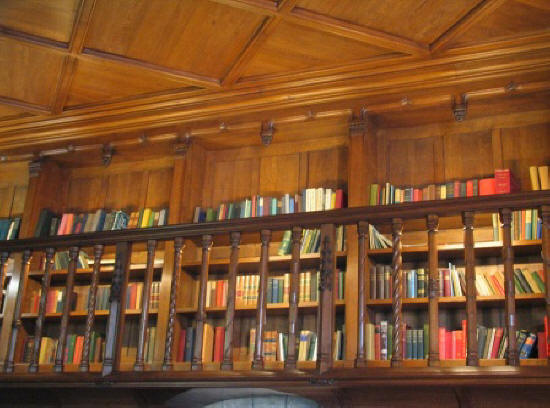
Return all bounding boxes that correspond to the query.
[51,56,78,115]
[514,0,550,12]
[68,0,97,54]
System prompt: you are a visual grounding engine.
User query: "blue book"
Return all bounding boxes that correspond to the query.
[412,270,417,298]
[289,197,294,213]
[184,328,195,362]
[519,332,537,359]
[272,278,279,304]
[537,217,542,239]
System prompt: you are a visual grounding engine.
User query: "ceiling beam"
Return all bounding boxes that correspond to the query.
[0,96,50,115]
[68,0,97,54]
[51,56,78,115]
[513,0,550,12]
[0,25,67,51]
[431,0,508,53]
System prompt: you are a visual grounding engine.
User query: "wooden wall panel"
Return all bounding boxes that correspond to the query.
[386,136,439,186]
[443,131,494,180]
[501,123,550,190]
[10,185,28,216]
[259,154,300,196]
[0,163,28,219]
[145,168,173,209]
[0,186,14,218]
[206,158,258,208]
[65,176,107,212]
[104,172,147,210]
[307,147,348,190]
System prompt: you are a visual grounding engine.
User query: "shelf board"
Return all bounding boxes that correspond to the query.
[177,299,345,315]
[28,262,164,282]
[21,309,158,319]
[366,293,545,308]
[13,362,103,373]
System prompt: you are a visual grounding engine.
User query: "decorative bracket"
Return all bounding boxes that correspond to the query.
[452,95,467,122]
[28,157,43,178]
[260,120,275,146]
[102,143,114,167]
[174,132,192,156]
[349,107,368,135]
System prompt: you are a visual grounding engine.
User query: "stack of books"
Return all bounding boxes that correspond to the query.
[0,217,21,240]
[491,210,542,241]
[475,265,544,296]
[298,330,317,362]
[365,321,429,361]
[278,225,346,255]
[193,187,345,223]
[201,324,225,363]
[125,281,160,310]
[369,225,392,249]
[176,327,195,362]
[120,321,157,364]
[53,250,90,270]
[267,275,289,304]
[127,208,168,228]
[206,279,228,308]
[63,332,104,364]
[439,321,467,359]
[333,329,345,361]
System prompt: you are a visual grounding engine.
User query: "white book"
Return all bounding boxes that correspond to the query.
[325,188,332,210]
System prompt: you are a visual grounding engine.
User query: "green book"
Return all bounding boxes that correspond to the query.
[338,270,344,300]
[278,278,283,303]
[205,208,215,222]
[277,230,292,256]
[369,184,379,206]
[387,324,393,360]
[423,323,429,359]
[67,334,77,364]
[531,270,545,292]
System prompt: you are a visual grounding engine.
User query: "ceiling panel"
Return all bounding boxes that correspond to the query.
[84,0,264,79]
[0,38,65,107]
[0,0,80,43]
[0,104,35,122]
[448,0,550,48]
[66,57,199,108]
[296,0,480,45]
[241,21,400,78]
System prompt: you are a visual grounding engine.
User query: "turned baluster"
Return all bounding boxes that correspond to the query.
[500,209,518,366]
[391,218,403,368]
[253,229,271,370]
[541,206,550,364]
[29,248,55,373]
[355,221,368,368]
[427,214,440,366]
[0,251,9,318]
[79,244,104,372]
[134,240,157,371]
[162,237,184,371]
[222,232,241,371]
[318,224,336,373]
[285,227,302,371]
[463,212,479,366]
[4,249,31,373]
[192,234,212,371]
[53,246,79,372]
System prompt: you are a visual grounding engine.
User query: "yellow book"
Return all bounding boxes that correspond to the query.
[331,191,336,210]
[539,166,549,190]
[530,166,540,190]
[141,208,152,228]
[305,271,311,302]
[283,273,289,304]
[440,184,446,199]
[521,269,540,293]
[202,323,214,363]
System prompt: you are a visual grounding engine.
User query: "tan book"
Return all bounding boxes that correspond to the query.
[205,280,212,308]
[539,166,549,190]
[283,273,289,304]
[305,271,311,302]
[530,166,540,190]
[202,323,214,363]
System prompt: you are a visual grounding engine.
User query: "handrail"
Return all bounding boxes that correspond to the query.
[1,191,549,251]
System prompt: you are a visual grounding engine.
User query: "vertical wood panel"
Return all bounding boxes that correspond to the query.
[145,168,173,209]
[307,147,347,189]
[387,137,436,186]
[105,172,148,209]
[259,154,300,195]
[66,176,107,211]
[444,131,494,180]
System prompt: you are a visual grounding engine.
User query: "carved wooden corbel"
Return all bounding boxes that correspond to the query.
[452,95,467,122]
[102,143,114,166]
[260,120,275,146]
[28,157,43,178]
[349,107,368,136]
[174,132,192,156]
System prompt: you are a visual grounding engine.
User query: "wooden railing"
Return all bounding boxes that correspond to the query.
[0,191,549,379]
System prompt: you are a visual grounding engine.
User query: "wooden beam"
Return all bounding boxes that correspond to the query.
[514,0,550,12]
[0,96,50,115]
[209,0,277,15]
[431,0,508,53]
[0,25,68,51]
[51,56,78,115]
[68,0,97,54]
[80,49,220,89]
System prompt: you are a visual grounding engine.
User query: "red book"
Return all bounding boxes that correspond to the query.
[213,326,225,362]
[461,320,467,359]
[494,169,520,194]
[335,189,344,209]
[443,269,451,297]
[451,331,457,359]
[521,210,526,240]
[64,213,75,235]
[251,195,257,218]
[375,326,381,360]
[466,180,473,197]
[417,189,423,201]
[446,331,452,360]
[130,284,137,309]
[215,281,224,308]
[491,328,504,358]
[537,332,547,359]
[413,189,420,202]
[479,178,496,195]
[46,290,56,313]
[57,214,68,235]
[177,329,186,362]
[439,328,446,360]
[489,274,505,296]
[454,180,460,198]
[74,336,83,364]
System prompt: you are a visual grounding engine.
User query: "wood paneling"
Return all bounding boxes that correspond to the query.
[0,0,80,43]
[145,168,173,209]
[65,176,107,212]
[443,131,494,179]
[307,146,347,189]
[84,0,264,79]
[0,162,28,218]
[296,0,480,45]
[242,20,395,78]
[259,154,300,195]
[385,136,440,186]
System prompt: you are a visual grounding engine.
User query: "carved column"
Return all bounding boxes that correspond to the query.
[29,247,55,373]
[162,237,184,371]
[253,229,271,370]
[222,232,240,371]
[54,246,79,372]
[500,209,518,366]
[391,218,403,367]
[285,227,302,371]
[0,252,9,319]
[4,249,31,373]
[102,242,132,376]
[80,244,104,372]
[355,221,368,368]
[134,240,157,371]
[426,214,440,366]
[462,212,479,366]
[192,234,212,371]
[540,206,550,364]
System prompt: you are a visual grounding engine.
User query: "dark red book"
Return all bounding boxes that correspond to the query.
[439,328,446,360]
[215,281,224,307]
[177,329,186,362]
[375,325,381,360]
[479,178,496,195]
[537,331,547,359]
[213,326,225,362]
[413,188,420,202]
[445,331,452,360]
[443,269,451,297]
[494,169,520,194]
[466,180,474,197]
[491,328,504,358]
[335,189,344,209]
[461,320,467,359]
[454,180,460,198]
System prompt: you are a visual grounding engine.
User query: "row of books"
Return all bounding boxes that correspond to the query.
[0,217,20,240]
[477,327,547,359]
[34,207,168,237]
[476,266,544,296]
[53,250,90,270]
[193,187,345,223]
[21,332,104,364]
[278,226,346,256]
[491,210,542,241]
[368,169,519,206]
[368,225,392,249]
[206,279,228,308]
[365,321,429,360]
[438,322,468,360]
[120,320,157,364]
[529,165,549,190]
[126,281,160,310]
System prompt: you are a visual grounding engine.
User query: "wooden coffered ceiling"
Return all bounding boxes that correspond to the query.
[0,0,549,157]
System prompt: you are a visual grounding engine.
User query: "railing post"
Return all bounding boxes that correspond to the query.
[253,229,271,370]
[29,247,55,373]
[102,242,132,376]
[162,237,184,371]
[222,232,240,371]
[53,246,79,372]
[192,234,212,371]
[463,212,479,366]
[391,218,403,368]
[285,227,302,371]
[4,249,31,373]
[318,224,336,373]
[0,251,9,319]
[355,221,368,368]
[541,206,550,365]
[80,244,104,372]
[500,208,519,366]
[426,214,440,367]
[134,239,157,371]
